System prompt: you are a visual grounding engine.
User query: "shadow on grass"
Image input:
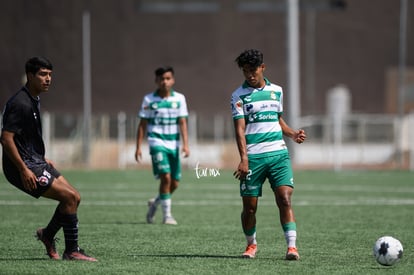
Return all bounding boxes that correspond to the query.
[86,221,147,225]
[0,257,49,261]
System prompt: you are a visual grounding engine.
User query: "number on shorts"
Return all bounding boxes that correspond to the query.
[246,169,252,181]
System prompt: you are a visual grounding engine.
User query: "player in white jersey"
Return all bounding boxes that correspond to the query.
[230,49,306,260]
[135,66,190,225]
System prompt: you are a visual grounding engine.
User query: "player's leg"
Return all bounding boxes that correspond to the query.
[159,172,177,224]
[241,196,258,258]
[240,157,265,258]
[36,180,78,261]
[170,178,179,194]
[270,153,299,260]
[162,151,182,224]
[146,151,166,223]
[274,186,299,260]
[146,174,179,224]
[42,176,97,261]
[2,165,61,259]
[147,150,180,224]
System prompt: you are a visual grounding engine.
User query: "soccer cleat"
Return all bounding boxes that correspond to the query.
[285,247,300,260]
[63,247,97,262]
[242,244,257,258]
[163,216,178,225]
[36,228,60,260]
[146,198,157,224]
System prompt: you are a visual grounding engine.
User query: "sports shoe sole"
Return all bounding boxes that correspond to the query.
[63,250,97,262]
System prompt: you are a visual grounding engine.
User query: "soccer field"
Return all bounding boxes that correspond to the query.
[0,169,413,274]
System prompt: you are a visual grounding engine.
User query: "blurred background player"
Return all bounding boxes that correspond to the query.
[1,57,97,261]
[230,49,306,260]
[135,66,190,225]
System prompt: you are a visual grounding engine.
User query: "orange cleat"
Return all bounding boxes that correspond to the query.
[242,244,257,259]
[285,247,300,260]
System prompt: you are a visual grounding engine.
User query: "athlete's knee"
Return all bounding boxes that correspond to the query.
[276,193,292,209]
[75,191,81,206]
[275,186,293,207]
[280,196,292,208]
[62,188,81,208]
[243,205,257,215]
[160,173,171,184]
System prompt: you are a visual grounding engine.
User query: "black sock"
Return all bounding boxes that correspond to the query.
[61,213,79,253]
[44,207,63,240]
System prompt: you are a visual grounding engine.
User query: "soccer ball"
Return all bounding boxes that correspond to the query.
[373,236,403,266]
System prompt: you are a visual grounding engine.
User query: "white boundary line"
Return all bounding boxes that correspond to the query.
[1,199,414,206]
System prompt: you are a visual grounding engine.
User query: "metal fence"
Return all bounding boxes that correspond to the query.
[1,112,414,170]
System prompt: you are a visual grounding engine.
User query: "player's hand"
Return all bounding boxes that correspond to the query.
[294,129,306,144]
[20,168,38,191]
[182,146,190,158]
[135,148,142,163]
[234,160,249,180]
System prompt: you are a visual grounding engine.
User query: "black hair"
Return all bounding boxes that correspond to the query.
[25,56,53,75]
[154,66,174,77]
[235,49,264,68]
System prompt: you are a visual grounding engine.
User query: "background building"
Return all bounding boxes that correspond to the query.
[1,0,413,169]
[1,0,413,115]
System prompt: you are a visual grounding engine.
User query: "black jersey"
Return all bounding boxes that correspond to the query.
[2,86,46,170]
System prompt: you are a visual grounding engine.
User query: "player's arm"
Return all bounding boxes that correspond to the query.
[135,119,147,162]
[233,118,249,180]
[178,117,190,158]
[0,130,38,191]
[279,115,306,144]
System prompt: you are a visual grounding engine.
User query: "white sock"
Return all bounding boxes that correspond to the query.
[161,198,172,218]
[284,230,297,248]
[246,232,257,245]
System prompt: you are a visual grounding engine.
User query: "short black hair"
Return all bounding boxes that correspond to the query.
[155,66,174,77]
[235,49,264,68]
[25,56,53,75]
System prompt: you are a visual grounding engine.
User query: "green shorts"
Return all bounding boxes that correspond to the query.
[150,148,182,180]
[240,152,294,197]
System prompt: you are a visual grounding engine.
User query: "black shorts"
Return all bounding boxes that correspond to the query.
[3,162,61,198]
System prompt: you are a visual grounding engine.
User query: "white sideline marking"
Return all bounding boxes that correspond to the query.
[1,199,414,206]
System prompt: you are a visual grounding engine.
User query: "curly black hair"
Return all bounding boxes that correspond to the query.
[235,49,264,68]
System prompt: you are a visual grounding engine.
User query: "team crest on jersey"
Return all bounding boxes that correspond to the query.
[270,92,277,100]
[38,170,52,186]
[235,100,243,110]
[171,102,178,109]
[38,176,49,186]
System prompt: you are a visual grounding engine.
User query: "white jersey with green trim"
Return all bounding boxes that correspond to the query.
[139,90,188,152]
[230,78,288,158]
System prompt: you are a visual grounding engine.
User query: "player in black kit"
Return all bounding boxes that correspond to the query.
[1,57,97,262]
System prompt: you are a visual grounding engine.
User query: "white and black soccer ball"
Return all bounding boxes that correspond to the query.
[373,236,403,266]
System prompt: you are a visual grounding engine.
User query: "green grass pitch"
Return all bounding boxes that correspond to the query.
[0,169,413,274]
